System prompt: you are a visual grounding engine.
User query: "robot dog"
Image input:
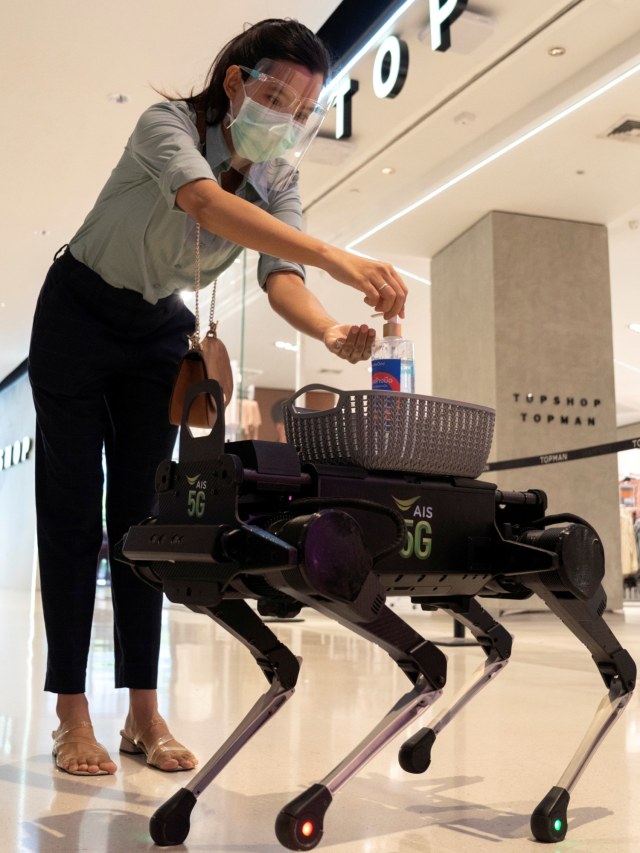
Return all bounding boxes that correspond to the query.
[122,381,636,850]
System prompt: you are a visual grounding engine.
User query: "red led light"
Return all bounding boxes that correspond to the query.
[300,820,314,838]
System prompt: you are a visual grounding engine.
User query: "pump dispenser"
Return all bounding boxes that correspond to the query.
[371,316,415,393]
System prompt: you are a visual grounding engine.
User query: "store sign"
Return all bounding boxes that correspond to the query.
[332,0,468,139]
[372,36,409,99]
[429,0,468,52]
[513,394,602,427]
[0,436,33,472]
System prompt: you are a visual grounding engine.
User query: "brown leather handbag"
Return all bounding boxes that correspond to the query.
[169,223,234,427]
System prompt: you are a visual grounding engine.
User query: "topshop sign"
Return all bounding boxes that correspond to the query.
[0,436,33,472]
[331,0,468,138]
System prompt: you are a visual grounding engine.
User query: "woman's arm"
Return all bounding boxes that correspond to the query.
[176,178,407,320]
[266,272,376,364]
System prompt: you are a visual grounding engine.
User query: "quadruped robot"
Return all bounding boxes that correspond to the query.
[121,380,636,850]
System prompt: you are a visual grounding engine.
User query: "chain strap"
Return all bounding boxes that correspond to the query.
[189,222,217,351]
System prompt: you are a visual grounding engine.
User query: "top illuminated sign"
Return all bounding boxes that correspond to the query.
[328,0,468,139]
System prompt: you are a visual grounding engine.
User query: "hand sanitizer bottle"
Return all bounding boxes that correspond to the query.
[371,317,415,393]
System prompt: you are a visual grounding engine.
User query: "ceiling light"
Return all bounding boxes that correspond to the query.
[275,340,299,352]
[107,93,130,104]
[615,359,640,375]
[454,111,476,126]
[347,58,640,251]
[548,46,566,57]
[381,167,395,175]
[629,324,640,334]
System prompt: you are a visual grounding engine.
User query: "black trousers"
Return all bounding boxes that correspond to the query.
[28,250,194,693]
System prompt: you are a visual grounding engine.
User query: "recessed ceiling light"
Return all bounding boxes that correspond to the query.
[629,323,640,334]
[107,93,130,104]
[381,167,395,175]
[548,46,566,57]
[454,111,476,126]
[33,229,50,237]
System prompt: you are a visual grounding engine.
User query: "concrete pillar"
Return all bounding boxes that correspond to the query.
[431,211,623,610]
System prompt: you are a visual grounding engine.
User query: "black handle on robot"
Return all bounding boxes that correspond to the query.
[178,379,225,462]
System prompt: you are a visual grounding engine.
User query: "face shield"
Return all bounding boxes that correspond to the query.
[226,59,331,191]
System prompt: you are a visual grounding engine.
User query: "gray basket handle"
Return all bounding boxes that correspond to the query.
[283,384,345,417]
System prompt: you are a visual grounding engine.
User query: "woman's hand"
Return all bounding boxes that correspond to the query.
[320,248,408,320]
[267,274,377,365]
[177,181,408,320]
[323,324,376,364]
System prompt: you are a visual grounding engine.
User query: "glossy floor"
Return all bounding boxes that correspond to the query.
[1,588,639,853]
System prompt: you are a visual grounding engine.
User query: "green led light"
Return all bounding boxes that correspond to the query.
[553,819,563,832]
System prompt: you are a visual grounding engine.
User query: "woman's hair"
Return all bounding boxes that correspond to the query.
[185,19,331,124]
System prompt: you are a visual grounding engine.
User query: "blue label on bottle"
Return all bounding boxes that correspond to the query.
[372,358,401,391]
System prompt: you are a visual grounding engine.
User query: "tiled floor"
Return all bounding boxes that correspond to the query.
[1,587,639,853]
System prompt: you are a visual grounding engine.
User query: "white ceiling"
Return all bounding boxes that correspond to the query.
[2,0,640,425]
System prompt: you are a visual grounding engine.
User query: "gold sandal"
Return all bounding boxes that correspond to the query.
[52,721,116,776]
[119,716,197,772]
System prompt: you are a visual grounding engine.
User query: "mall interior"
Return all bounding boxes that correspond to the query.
[1,1,640,851]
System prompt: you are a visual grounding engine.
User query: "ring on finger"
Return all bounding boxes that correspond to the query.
[377,283,390,292]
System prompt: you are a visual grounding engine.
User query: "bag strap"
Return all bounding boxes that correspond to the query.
[189,106,217,351]
[190,227,218,350]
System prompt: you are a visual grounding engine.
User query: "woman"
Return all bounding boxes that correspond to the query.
[28,18,407,777]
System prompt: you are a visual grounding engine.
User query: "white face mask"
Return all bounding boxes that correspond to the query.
[228,95,305,163]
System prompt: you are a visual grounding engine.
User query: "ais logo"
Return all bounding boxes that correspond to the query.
[186,473,207,518]
[392,496,432,560]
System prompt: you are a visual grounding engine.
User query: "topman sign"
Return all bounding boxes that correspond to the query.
[330,0,469,139]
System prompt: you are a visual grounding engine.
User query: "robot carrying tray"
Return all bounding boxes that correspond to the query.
[121,379,636,851]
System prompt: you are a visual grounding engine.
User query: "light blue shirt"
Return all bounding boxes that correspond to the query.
[69,100,305,303]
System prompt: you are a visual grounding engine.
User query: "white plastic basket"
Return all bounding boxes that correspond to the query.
[283,385,495,478]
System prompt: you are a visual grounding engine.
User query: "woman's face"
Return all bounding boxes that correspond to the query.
[221,59,327,169]
[225,60,325,125]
